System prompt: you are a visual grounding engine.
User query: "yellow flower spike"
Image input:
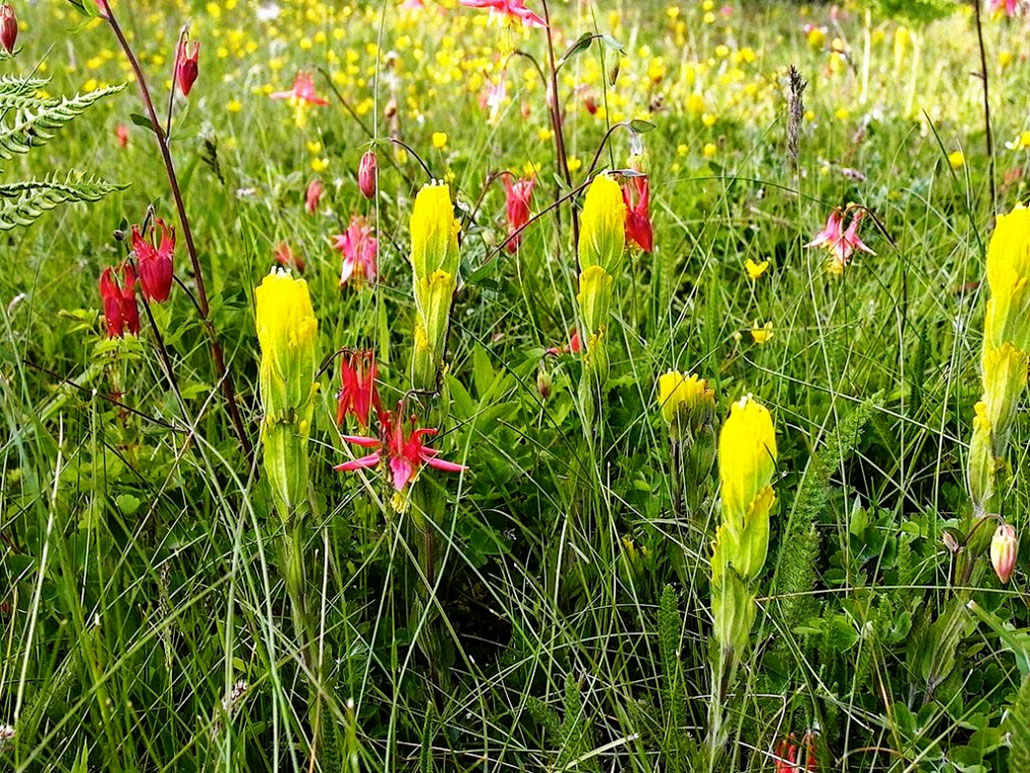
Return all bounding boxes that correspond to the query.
[255,268,319,520]
[410,182,460,281]
[576,265,614,339]
[744,258,769,280]
[718,394,777,526]
[985,203,1030,351]
[981,343,1029,444]
[968,402,996,508]
[577,173,626,276]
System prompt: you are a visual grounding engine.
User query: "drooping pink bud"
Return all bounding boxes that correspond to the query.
[175,36,200,97]
[358,150,378,199]
[991,523,1018,584]
[115,124,129,148]
[0,5,17,55]
[305,179,323,215]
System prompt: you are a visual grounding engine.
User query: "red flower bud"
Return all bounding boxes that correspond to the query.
[991,523,1018,584]
[305,179,323,214]
[175,36,200,97]
[0,5,17,55]
[358,150,378,199]
[115,123,129,148]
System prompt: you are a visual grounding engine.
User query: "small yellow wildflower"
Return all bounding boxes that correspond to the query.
[948,151,965,169]
[227,99,243,113]
[745,258,770,280]
[703,142,717,158]
[311,157,329,172]
[676,144,689,156]
[306,140,322,154]
[751,321,774,344]
[432,132,447,149]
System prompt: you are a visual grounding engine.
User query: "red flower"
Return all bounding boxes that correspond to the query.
[175,36,200,97]
[115,123,129,148]
[584,95,598,115]
[99,263,140,338]
[358,151,378,199]
[305,179,323,214]
[459,0,546,27]
[503,174,534,253]
[545,327,582,356]
[622,174,653,253]
[333,215,378,287]
[335,350,383,429]
[774,733,818,772]
[0,5,18,55]
[270,71,329,106]
[806,206,874,274]
[130,218,175,302]
[273,242,306,273]
[334,402,467,491]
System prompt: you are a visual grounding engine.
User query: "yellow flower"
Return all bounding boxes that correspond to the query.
[311,157,329,172]
[227,99,243,113]
[658,370,714,427]
[703,142,717,158]
[750,320,774,344]
[410,182,460,281]
[578,173,626,276]
[948,151,965,169]
[1005,131,1030,151]
[255,268,319,422]
[744,258,769,280]
[807,26,826,49]
[676,143,689,156]
[306,140,323,154]
[718,394,777,526]
[984,203,1030,351]
[432,131,448,149]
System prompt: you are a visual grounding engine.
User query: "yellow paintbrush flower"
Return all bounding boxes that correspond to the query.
[578,173,626,276]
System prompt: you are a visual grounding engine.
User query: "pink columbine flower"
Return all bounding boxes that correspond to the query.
[130,218,175,302]
[333,215,378,288]
[806,206,875,275]
[334,402,467,492]
[459,0,547,28]
[99,263,140,338]
[988,0,1017,15]
[503,174,534,253]
[622,174,654,253]
[305,179,323,214]
[270,71,329,106]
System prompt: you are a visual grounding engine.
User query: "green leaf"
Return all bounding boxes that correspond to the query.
[0,82,125,160]
[0,172,125,230]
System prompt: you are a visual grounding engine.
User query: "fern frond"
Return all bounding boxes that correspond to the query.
[0,172,125,230]
[0,83,124,160]
[0,75,50,103]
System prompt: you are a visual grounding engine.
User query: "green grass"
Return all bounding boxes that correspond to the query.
[3,0,1030,770]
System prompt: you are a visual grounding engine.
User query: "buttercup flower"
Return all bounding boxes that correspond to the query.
[745,258,769,279]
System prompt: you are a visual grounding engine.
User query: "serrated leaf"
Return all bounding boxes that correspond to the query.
[0,82,125,160]
[0,172,126,230]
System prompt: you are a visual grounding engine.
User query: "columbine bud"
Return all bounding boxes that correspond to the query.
[358,150,378,199]
[0,5,17,55]
[536,367,552,400]
[305,178,323,215]
[175,36,200,97]
[990,523,1018,584]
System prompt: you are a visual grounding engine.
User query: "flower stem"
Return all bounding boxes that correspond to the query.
[104,7,253,463]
